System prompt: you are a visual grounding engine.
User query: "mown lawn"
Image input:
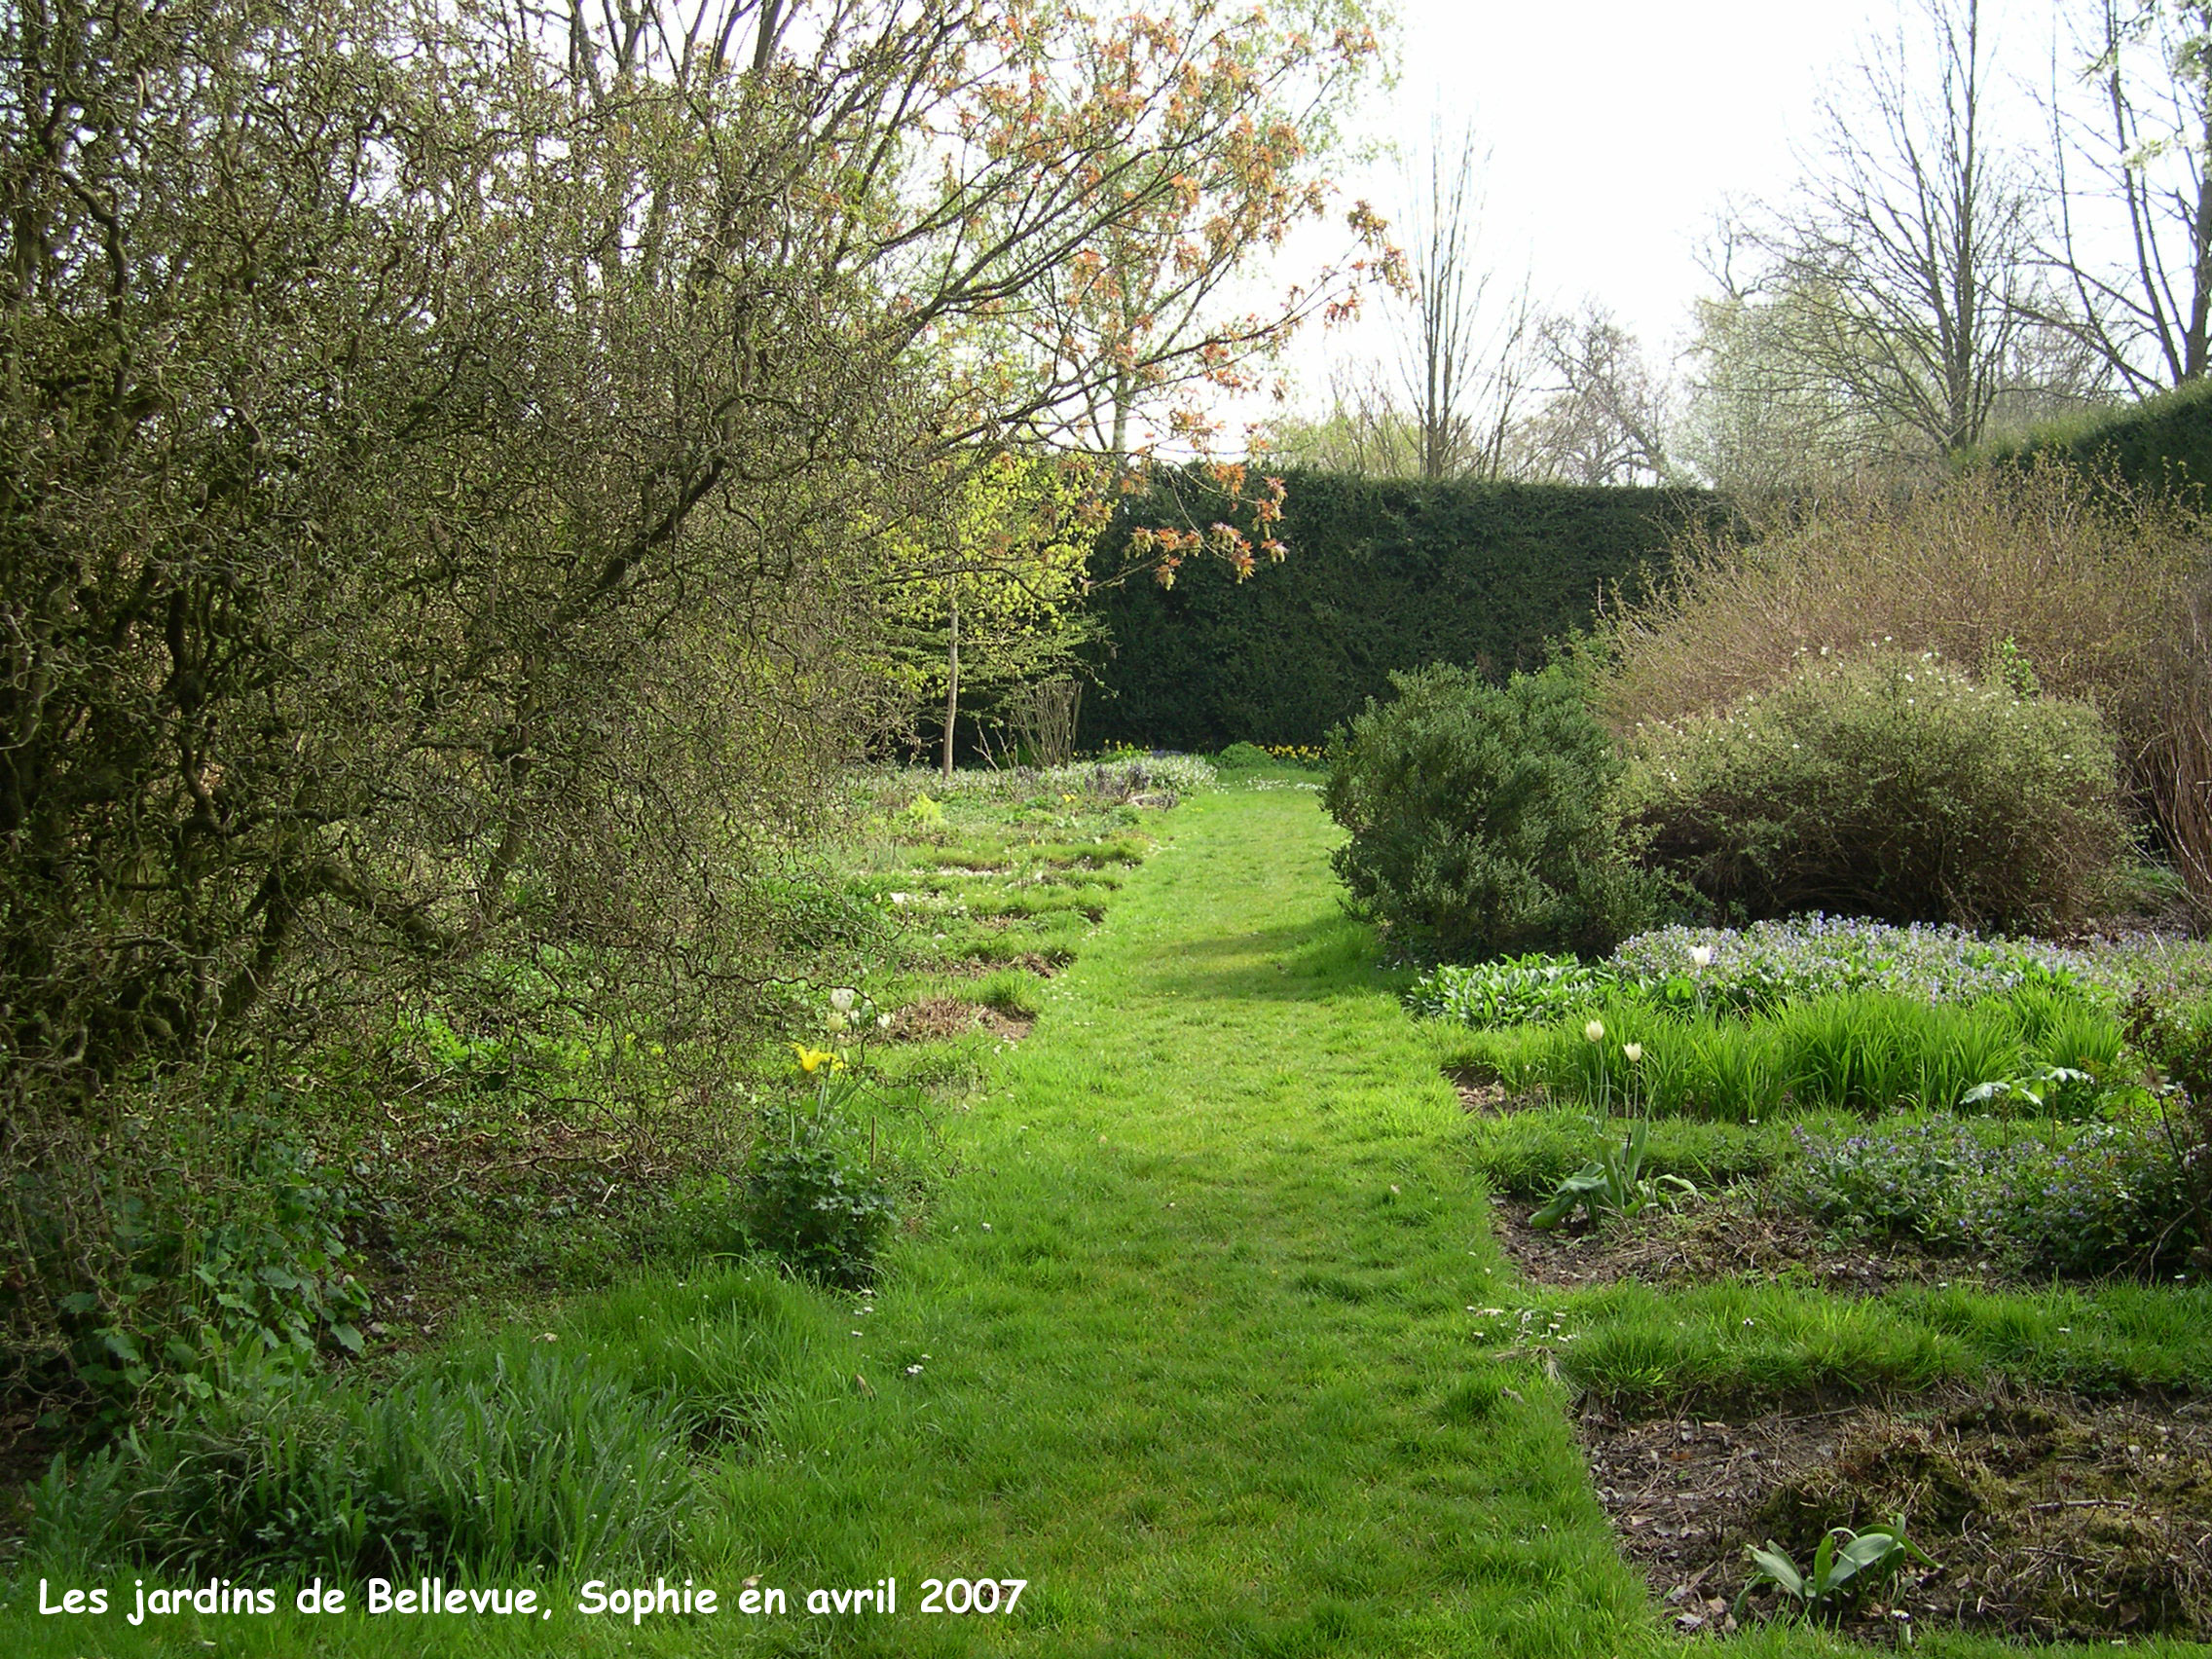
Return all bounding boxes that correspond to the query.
[4,780,2203,1657]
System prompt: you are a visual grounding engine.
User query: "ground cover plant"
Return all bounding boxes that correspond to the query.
[1414,913,2212,1026]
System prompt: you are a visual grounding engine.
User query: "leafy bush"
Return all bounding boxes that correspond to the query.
[1597,461,2212,919]
[2122,991,2212,1274]
[1215,741,1272,770]
[1598,461,2191,747]
[1323,663,1675,961]
[1620,652,2130,932]
[7,1113,373,1419]
[739,1131,899,1290]
[1786,1115,2201,1276]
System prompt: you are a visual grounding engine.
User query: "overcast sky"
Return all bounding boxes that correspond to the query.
[1266,0,2077,419]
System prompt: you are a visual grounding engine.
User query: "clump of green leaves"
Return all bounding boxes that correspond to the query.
[1736,1517,1935,1621]
[736,1011,903,1290]
[1214,742,1272,770]
[739,1136,899,1291]
[25,1114,372,1419]
[1530,1120,1698,1230]
[2122,990,2212,1277]
[1324,663,1677,961]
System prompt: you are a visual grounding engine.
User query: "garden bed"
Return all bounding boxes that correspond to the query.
[889,996,1036,1044]
[1487,1193,2008,1296]
[1579,1381,2212,1642]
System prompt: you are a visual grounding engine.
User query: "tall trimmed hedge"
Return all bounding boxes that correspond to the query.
[1978,378,2212,497]
[1079,469,1720,752]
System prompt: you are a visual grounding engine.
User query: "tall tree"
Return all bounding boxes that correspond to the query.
[962,0,1390,461]
[2041,0,2212,390]
[1391,124,1537,481]
[1514,305,1677,487]
[1725,0,2074,462]
[1256,121,1536,481]
[0,0,1379,1101]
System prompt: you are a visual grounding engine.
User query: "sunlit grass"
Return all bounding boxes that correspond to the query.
[8,781,2203,1658]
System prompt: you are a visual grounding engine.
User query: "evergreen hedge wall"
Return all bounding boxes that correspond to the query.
[1979,378,2212,497]
[1078,469,1720,752]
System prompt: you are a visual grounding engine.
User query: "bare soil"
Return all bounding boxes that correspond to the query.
[941,951,1066,978]
[1488,1191,2010,1296]
[1580,1382,2212,1642]
[891,996,1035,1044]
[1446,1066,1544,1117]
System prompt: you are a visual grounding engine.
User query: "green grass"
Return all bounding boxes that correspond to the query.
[1445,990,2129,1123]
[6,782,2206,1658]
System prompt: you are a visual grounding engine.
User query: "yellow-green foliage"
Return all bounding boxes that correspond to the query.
[878,452,1102,706]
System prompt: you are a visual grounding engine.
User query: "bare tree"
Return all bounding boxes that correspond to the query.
[1732,0,2064,460]
[1389,124,1538,480]
[2041,0,2212,390]
[1515,305,1677,486]
[1259,121,1536,480]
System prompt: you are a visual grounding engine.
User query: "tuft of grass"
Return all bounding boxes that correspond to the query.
[1549,1278,2212,1416]
[1471,1108,1797,1199]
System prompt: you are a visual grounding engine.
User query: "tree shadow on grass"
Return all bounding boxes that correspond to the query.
[1142,912,1380,1005]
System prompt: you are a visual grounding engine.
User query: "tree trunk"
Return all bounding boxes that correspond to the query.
[940,588,960,781]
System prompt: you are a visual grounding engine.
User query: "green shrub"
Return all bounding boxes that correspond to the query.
[10,1112,373,1419]
[1214,741,1272,771]
[1619,652,2130,932]
[2122,991,2212,1274]
[1323,663,1674,961]
[739,1130,898,1290]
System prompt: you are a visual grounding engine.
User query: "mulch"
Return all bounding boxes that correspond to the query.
[1580,1382,2212,1642]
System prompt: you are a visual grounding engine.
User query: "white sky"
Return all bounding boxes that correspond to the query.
[1266,0,2075,418]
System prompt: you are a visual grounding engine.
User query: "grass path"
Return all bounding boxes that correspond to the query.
[713,784,1653,1657]
[15,785,2171,1658]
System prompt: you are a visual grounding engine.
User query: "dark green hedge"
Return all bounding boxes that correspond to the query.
[1078,469,1720,752]
[1975,379,2212,498]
